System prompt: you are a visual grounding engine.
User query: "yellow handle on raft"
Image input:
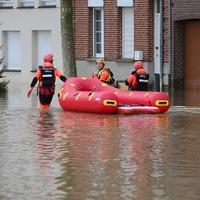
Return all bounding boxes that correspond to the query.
[103,100,117,106]
[155,100,169,107]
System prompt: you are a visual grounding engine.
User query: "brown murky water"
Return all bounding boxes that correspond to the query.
[0,83,200,200]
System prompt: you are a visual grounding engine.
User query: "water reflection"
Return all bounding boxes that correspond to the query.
[173,88,200,106]
[53,113,171,200]
[1,84,200,200]
[167,112,200,200]
[34,111,57,182]
[185,88,200,106]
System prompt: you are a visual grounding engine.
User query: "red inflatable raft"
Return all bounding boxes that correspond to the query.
[58,77,170,114]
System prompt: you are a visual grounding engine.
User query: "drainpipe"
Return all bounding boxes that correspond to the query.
[155,0,164,92]
[168,0,174,99]
[160,0,164,91]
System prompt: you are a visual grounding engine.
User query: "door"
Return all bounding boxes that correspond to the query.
[184,21,200,106]
[185,21,200,89]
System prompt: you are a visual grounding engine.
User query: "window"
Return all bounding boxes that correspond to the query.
[156,0,160,14]
[3,31,21,70]
[117,0,133,7]
[19,0,34,7]
[93,8,104,58]
[0,0,13,7]
[122,7,134,58]
[88,0,103,7]
[40,0,56,7]
[32,31,52,70]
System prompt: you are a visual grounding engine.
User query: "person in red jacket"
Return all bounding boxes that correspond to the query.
[125,61,149,91]
[92,58,115,85]
[27,54,67,110]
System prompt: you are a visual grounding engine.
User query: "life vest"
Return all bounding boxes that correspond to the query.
[96,68,115,85]
[39,66,56,87]
[131,70,149,91]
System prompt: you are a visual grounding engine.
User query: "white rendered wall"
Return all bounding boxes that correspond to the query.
[0,7,63,83]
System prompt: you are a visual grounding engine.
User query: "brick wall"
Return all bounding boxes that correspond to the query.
[74,0,91,59]
[172,0,200,88]
[173,22,185,87]
[74,0,122,60]
[173,0,200,21]
[104,0,122,60]
[134,0,153,62]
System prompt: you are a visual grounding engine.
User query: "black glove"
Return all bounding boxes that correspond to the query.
[125,80,129,86]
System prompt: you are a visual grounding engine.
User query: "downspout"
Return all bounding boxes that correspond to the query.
[160,0,164,91]
[169,0,174,99]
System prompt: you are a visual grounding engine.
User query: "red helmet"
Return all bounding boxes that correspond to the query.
[43,54,53,63]
[134,61,143,71]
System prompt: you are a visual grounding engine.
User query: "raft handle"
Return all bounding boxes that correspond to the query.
[155,100,169,107]
[103,100,117,106]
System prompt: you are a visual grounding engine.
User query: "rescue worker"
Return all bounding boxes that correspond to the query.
[125,60,149,91]
[92,58,115,85]
[27,54,67,110]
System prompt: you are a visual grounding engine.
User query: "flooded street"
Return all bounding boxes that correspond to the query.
[0,83,200,200]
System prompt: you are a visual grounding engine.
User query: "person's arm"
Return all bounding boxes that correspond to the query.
[55,69,67,82]
[92,71,98,78]
[125,74,136,87]
[27,70,41,97]
[129,75,137,87]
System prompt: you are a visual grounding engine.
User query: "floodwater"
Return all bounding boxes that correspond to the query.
[0,83,200,200]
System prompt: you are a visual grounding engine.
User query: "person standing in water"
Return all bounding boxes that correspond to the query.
[27,54,67,110]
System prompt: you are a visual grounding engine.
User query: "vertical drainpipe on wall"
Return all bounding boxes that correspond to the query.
[169,0,174,100]
[159,0,164,91]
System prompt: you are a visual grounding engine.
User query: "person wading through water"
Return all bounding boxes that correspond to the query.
[27,54,67,110]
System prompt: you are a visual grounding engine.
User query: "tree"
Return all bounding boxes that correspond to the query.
[0,58,9,92]
[0,45,9,92]
[60,0,77,77]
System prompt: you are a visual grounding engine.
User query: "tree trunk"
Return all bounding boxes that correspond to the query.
[60,0,77,77]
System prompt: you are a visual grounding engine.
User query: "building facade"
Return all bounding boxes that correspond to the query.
[1,0,200,94]
[0,0,62,83]
[172,0,200,90]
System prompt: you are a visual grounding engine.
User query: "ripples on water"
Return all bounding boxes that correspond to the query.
[0,87,200,200]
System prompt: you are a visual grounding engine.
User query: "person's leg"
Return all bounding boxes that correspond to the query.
[38,87,54,110]
[39,94,53,110]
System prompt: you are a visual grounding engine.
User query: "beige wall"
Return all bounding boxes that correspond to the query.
[0,6,63,83]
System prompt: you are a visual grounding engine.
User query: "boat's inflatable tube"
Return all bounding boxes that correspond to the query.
[58,77,170,114]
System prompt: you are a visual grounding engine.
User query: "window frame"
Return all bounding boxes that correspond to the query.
[93,8,104,58]
[0,0,13,8]
[3,31,21,71]
[32,30,52,70]
[122,7,134,59]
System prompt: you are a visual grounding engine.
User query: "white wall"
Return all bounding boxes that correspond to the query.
[0,7,63,83]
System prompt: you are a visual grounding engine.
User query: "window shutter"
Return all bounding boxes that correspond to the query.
[88,0,103,7]
[32,31,52,69]
[122,8,134,58]
[5,31,21,70]
[117,0,133,7]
